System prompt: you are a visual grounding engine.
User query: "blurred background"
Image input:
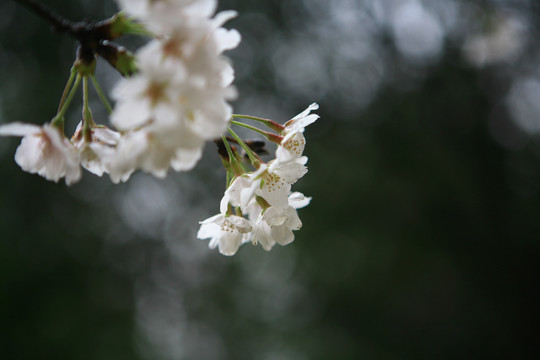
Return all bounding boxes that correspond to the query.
[0,0,539,359]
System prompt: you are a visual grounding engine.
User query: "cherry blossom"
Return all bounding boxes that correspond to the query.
[276,103,319,163]
[0,123,81,185]
[71,121,120,177]
[197,213,252,256]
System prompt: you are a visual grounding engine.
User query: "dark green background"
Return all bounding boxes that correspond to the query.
[0,0,538,359]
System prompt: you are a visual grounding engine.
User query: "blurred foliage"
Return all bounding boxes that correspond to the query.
[0,0,539,359]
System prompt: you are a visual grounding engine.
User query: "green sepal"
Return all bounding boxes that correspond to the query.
[255,195,270,210]
[97,42,138,77]
[74,58,96,76]
[115,49,138,76]
[107,12,153,38]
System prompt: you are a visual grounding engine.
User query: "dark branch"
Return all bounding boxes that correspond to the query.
[13,0,75,34]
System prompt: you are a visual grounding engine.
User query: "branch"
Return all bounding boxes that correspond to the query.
[13,0,75,35]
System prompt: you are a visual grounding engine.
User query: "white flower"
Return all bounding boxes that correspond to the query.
[246,192,311,251]
[0,123,81,185]
[221,159,308,211]
[72,122,120,177]
[116,0,217,33]
[283,103,319,134]
[109,1,240,181]
[105,105,204,183]
[276,103,319,163]
[111,47,187,131]
[197,213,252,256]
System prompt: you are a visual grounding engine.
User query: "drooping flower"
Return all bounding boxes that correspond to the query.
[221,157,308,212]
[244,192,310,251]
[0,123,81,185]
[197,213,252,256]
[71,121,120,177]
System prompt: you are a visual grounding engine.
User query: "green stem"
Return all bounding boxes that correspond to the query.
[231,120,284,144]
[51,73,82,127]
[90,75,113,114]
[221,135,243,177]
[228,128,261,168]
[57,66,77,112]
[82,76,94,142]
[231,114,285,132]
[231,120,267,137]
[221,135,235,162]
[232,114,273,123]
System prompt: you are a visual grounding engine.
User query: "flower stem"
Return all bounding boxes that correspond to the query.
[221,135,244,177]
[230,120,283,144]
[51,73,82,127]
[232,114,285,133]
[228,128,261,168]
[57,66,77,113]
[82,76,94,142]
[13,0,74,34]
[230,120,268,136]
[221,135,235,161]
[90,75,113,114]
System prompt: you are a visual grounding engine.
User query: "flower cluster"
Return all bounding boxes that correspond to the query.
[197,104,319,255]
[109,0,240,182]
[0,0,318,256]
[0,0,239,185]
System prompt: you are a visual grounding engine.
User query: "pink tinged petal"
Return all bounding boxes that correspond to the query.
[105,132,149,184]
[93,126,121,145]
[46,127,81,185]
[81,144,109,177]
[14,133,47,175]
[14,125,81,185]
[64,165,82,186]
[0,123,40,137]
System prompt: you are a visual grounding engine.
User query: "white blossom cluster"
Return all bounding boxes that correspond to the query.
[197,104,319,255]
[0,0,319,256]
[109,0,241,182]
[0,0,240,184]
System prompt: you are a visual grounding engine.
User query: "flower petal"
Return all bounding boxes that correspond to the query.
[0,123,40,137]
